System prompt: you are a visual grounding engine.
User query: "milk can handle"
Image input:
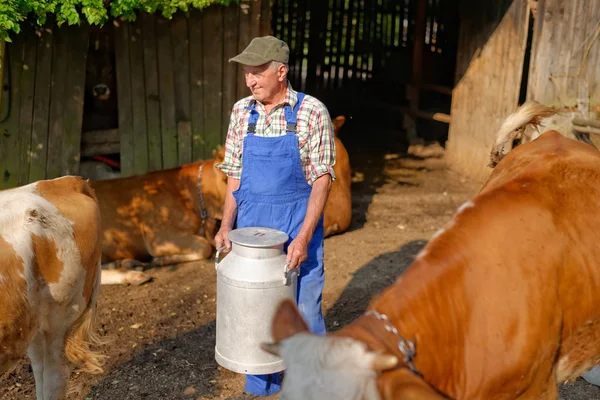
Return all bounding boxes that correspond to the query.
[283,262,293,284]
[215,246,227,270]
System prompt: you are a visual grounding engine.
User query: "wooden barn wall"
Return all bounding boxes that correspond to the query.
[445,0,530,182]
[0,22,89,190]
[114,0,271,177]
[525,0,600,144]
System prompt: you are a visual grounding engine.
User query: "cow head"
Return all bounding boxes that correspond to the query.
[261,299,398,400]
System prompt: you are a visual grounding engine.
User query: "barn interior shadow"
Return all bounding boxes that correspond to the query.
[335,115,419,234]
[324,239,428,330]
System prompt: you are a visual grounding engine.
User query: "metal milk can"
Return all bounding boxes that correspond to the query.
[214,227,298,375]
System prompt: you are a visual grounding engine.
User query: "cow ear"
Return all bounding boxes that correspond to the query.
[333,115,346,132]
[271,299,310,342]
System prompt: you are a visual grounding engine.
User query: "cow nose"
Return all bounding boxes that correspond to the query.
[93,84,109,96]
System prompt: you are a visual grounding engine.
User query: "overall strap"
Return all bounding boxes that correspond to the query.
[244,101,260,136]
[285,92,306,135]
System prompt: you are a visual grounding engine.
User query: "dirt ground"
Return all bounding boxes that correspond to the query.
[2,138,600,399]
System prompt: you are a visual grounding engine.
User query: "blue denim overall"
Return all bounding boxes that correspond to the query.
[233,93,326,396]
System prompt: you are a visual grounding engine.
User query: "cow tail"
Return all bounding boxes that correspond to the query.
[64,261,109,374]
[488,100,557,168]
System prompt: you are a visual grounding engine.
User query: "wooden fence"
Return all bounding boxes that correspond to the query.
[0,1,271,188]
[114,1,271,177]
[271,0,459,118]
[445,0,600,182]
[0,21,89,189]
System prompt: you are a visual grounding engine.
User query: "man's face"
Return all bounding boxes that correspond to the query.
[243,62,286,104]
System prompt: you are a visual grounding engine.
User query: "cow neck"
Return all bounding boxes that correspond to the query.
[333,258,465,398]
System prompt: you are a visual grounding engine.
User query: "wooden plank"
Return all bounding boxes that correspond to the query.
[140,12,163,171]
[156,16,179,168]
[0,34,23,189]
[202,5,224,159]
[82,128,119,144]
[18,25,37,186]
[342,0,356,86]
[46,24,69,179]
[250,0,261,43]
[0,40,5,114]
[237,1,252,101]
[61,23,89,176]
[189,9,206,161]
[222,5,239,143]
[81,142,121,157]
[528,0,600,108]
[114,19,135,176]
[260,0,272,36]
[129,18,149,174]
[171,13,192,165]
[446,0,530,182]
[28,25,54,182]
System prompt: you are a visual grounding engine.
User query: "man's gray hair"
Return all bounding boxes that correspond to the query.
[270,61,289,73]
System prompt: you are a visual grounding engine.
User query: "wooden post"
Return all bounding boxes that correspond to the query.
[0,40,4,114]
[404,0,428,143]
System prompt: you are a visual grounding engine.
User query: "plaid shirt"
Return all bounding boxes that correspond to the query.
[216,82,336,185]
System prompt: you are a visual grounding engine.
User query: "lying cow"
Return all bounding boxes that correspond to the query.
[262,115,600,397]
[0,176,105,399]
[90,148,228,285]
[324,115,353,237]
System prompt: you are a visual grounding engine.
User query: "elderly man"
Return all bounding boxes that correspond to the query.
[215,36,336,397]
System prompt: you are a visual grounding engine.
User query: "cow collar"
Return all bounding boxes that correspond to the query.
[363,309,422,377]
[196,163,214,237]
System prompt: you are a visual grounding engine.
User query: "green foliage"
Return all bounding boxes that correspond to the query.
[0,0,240,42]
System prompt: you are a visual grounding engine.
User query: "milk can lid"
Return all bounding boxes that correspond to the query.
[228,227,289,248]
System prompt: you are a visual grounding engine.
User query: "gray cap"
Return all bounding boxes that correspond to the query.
[229,36,289,66]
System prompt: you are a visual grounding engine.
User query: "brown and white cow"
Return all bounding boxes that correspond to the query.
[90,149,228,285]
[325,116,353,237]
[0,176,105,399]
[262,107,600,399]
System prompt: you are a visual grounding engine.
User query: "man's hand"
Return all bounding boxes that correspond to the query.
[286,234,309,270]
[215,227,232,250]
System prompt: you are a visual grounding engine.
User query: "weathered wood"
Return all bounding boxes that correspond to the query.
[177,120,192,163]
[202,5,225,159]
[29,26,54,182]
[114,20,135,177]
[0,40,5,114]
[140,13,163,171]
[46,25,69,179]
[0,34,23,189]
[446,0,530,182]
[222,5,239,142]
[528,0,600,109]
[60,23,88,176]
[81,142,121,157]
[171,14,192,165]
[18,25,38,185]
[260,0,272,36]
[82,128,120,144]
[129,19,149,175]
[236,1,252,101]
[156,16,178,169]
[188,9,206,162]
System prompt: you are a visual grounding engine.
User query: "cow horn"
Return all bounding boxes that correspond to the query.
[371,354,399,371]
[260,342,281,356]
